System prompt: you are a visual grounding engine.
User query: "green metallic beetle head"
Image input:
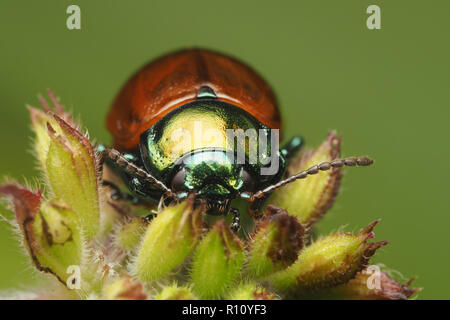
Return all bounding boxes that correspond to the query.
[167,149,254,213]
[139,99,285,213]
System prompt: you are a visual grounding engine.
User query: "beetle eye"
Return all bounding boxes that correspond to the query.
[241,169,255,191]
[171,169,187,191]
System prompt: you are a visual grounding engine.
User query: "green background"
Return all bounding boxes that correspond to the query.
[0,0,448,299]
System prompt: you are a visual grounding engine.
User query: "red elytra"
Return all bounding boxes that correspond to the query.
[106,48,281,152]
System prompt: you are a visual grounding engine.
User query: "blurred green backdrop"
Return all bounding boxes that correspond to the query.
[0,0,449,299]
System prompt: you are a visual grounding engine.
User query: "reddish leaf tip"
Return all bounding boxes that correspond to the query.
[359,220,380,236]
[0,184,42,225]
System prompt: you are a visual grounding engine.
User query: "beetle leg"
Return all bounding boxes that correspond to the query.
[143,213,157,223]
[229,207,241,232]
[101,180,131,201]
[98,146,175,198]
[102,179,156,209]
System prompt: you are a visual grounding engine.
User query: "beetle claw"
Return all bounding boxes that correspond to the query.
[230,222,240,233]
[229,207,241,233]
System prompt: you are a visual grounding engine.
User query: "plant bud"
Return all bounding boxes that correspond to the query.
[190,220,245,299]
[28,106,59,170]
[326,267,419,300]
[28,91,78,182]
[46,115,100,239]
[268,132,343,227]
[246,206,304,278]
[134,198,203,282]
[269,221,388,297]
[0,185,83,285]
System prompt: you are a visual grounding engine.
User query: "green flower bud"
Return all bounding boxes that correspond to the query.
[156,284,198,300]
[28,91,79,183]
[268,132,343,227]
[246,206,304,278]
[134,198,203,282]
[28,106,59,170]
[46,115,100,239]
[0,185,83,285]
[226,282,277,300]
[190,220,245,299]
[268,221,388,297]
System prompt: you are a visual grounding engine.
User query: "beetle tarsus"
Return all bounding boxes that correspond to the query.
[229,207,241,232]
[143,214,156,223]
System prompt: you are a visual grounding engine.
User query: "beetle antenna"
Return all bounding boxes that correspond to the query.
[248,156,373,201]
[98,147,175,198]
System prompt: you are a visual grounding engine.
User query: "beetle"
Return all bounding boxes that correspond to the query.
[99,48,372,231]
